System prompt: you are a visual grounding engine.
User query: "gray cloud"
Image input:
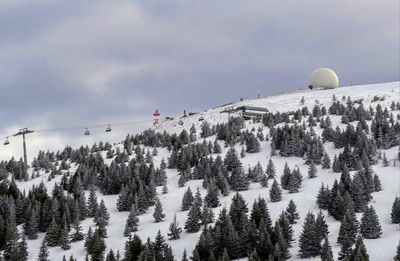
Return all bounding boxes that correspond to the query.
[0,0,398,160]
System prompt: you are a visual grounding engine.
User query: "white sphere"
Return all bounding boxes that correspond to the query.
[308,68,339,89]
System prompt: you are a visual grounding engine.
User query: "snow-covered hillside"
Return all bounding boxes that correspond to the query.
[5,82,400,261]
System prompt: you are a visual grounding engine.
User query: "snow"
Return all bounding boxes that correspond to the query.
[13,82,400,260]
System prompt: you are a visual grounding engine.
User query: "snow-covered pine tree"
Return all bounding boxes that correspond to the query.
[316,183,330,210]
[181,187,194,211]
[278,211,294,247]
[45,218,61,246]
[360,205,382,239]
[320,237,334,261]
[270,179,282,202]
[280,163,291,190]
[37,238,50,261]
[315,211,329,243]
[373,174,382,191]
[391,196,400,224]
[124,204,139,236]
[229,166,249,191]
[298,212,320,258]
[153,198,165,223]
[382,152,389,167]
[229,192,249,233]
[285,199,299,224]
[240,146,246,158]
[71,216,84,242]
[167,214,182,240]
[332,155,341,173]
[24,205,39,239]
[59,222,71,250]
[349,236,370,261]
[87,185,99,217]
[204,178,220,208]
[322,152,331,169]
[337,207,359,246]
[308,161,317,178]
[266,158,276,179]
[184,194,202,233]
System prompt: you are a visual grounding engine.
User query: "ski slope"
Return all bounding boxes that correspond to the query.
[15,81,400,260]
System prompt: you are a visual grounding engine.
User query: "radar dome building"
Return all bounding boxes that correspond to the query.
[308,68,339,89]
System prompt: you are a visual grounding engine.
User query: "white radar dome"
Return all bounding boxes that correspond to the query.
[308,68,339,89]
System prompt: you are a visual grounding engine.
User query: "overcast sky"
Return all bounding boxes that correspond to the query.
[0,0,398,161]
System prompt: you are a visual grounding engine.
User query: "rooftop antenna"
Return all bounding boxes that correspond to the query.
[13,128,34,166]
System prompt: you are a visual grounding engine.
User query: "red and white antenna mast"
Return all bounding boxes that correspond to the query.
[153,109,160,127]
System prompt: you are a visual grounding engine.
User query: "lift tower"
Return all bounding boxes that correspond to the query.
[13,128,34,166]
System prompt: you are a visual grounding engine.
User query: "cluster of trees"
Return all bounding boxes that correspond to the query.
[191,193,297,260]
[270,124,326,164]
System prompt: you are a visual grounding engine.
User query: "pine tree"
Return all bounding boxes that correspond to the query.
[278,212,294,247]
[274,222,291,260]
[349,236,370,261]
[201,204,214,225]
[266,159,276,179]
[181,249,188,261]
[280,163,291,190]
[87,186,99,217]
[184,196,202,233]
[124,204,139,236]
[332,155,341,173]
[95,199,110,226]
[59,222,71,250]
[308,161,317,178]
[250,197,272,231]
[337,207,359,246]
[71,216,84,242]
[45,218,60,246]
[285,199,299,224]
[105,249,117,261]
[37,238,49,261]
[269,179,282,202]
[90,229,106,261]
[360,205,382,239]
[17,235,29,261]
[287,168,302,193]
[229,166,249,191]
[240,146,246,158]
[153,198,165,223]
[24,205,39,239]
[94,202,108,238]
[181,187,194,211]
[229,192,249,233]
[298,212,320,258]
[321,237,333,261]
[391,197,400,224]
[350,172,368,212]
[322,153,331,169]
[382,152,389,167]
[167,214,182,240]
[394,241,400,261]
[373,174,382,191]
[204,179,220,208]
[315,211,329,243]
[260,174,268,187]
[316,183,330,210]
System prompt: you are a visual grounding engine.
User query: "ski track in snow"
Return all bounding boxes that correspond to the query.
[13,82,400,260]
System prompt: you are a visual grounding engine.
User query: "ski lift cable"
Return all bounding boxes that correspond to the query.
[0,118,153,141]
